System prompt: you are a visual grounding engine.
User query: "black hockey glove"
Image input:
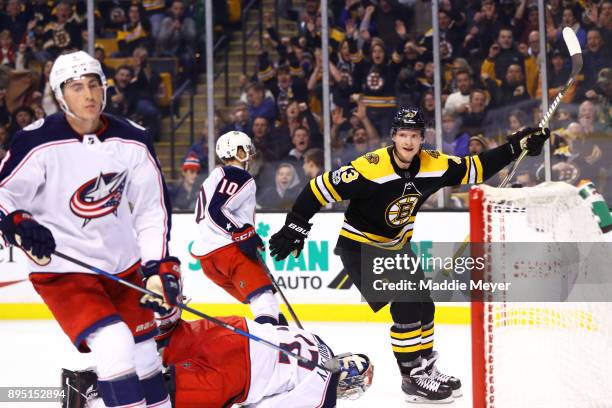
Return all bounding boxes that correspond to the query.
[0,210,55,265]
[232,224,264,261]
[269,212,312,261]
[507,127,550,158]
[140,256,182,314]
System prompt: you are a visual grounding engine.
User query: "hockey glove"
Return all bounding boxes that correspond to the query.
[140,256,182,314]
[232,224,264,261]
[269,212,312,261]
[0,210,55,265]
[507,127,550,158]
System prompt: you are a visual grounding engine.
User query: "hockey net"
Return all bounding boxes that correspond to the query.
[469,182,612,408]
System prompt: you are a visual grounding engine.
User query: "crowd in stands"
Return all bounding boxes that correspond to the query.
[0,0,609,212]
[0,0,200,159]
[187,0,609,211]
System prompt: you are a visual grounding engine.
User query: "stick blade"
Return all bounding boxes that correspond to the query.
[562,27,583,77]
[562,27,581,56]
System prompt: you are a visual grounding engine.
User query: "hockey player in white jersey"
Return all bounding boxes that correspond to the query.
[62,307,374,408]
[0,51,178,407]
[191,131,286,325]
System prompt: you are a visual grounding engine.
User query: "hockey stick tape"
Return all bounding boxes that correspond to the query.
[562,27,581,57]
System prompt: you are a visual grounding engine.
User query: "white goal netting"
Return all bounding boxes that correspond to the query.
[471,182,612,408]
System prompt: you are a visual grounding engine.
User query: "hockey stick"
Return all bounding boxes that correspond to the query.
[441,28,583,274]
[259,253,304,329]
[52,250,338,373]
[499,27,583,187]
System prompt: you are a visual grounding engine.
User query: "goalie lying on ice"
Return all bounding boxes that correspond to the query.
[62,308,374,408]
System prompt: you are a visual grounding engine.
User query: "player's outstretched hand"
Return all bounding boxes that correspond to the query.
[232,224,264,261]
[269,212,312,261]
[140,256,182,314]
[507,127,550,157]
[0,210,55,265]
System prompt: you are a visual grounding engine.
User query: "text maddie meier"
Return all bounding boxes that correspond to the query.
[372,279,512,293]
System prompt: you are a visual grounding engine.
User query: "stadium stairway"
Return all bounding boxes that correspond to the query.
[155,0,300,181]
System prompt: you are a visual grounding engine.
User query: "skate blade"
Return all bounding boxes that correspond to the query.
[452,388,463,398]
[404,394,454,404]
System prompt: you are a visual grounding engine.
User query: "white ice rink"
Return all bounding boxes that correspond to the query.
[0,320,472,407]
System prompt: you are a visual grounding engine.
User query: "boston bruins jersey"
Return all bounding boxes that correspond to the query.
[292,144,516,250]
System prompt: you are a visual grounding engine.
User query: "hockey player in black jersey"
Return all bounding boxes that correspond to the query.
[268,106,549,404]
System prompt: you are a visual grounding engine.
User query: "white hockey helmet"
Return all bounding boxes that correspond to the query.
[216,131,255,163]
[49,50,108,118]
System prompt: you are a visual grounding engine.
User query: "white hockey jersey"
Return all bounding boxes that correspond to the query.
[0,113,171,274]
[244,321,338,408]
[191,165,256,256]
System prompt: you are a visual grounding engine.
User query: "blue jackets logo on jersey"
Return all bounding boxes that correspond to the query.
[69,171,127,226]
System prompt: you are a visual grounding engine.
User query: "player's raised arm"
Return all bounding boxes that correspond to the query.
[442,127,550,187]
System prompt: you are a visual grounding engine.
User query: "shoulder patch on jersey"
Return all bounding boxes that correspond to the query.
[364,152,379,164]
[416,149,450,177]
[351,147,398,183]
[23,118,45,131]
[424,149,440,159]
[126,119,146,131]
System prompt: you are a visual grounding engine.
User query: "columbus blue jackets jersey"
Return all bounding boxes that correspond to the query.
[191,165,256,256]
[244,321,337,407]
[292,144,516,250]
[0,113,171,273]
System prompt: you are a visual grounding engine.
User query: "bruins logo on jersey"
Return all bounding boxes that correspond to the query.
[385,195,419,227]
[364,152,379,164]
[425,150,440,159]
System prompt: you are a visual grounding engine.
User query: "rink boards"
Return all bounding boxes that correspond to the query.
[0,212,471,324]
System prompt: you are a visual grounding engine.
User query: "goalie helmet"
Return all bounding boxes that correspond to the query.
[335,353,374,400]
[49,51,108,118]
[216,131,255,163]
[391,106,425,137]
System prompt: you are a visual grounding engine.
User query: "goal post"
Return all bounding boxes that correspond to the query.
[469,182,612,408]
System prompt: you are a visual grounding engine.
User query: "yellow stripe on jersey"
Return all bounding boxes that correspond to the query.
[310,178,327,206]
[339,228,413,249]
[322,172,342,201]
[461,157,471,185]
[473,155,484,183]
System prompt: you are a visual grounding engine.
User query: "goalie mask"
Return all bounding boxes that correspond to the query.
[216,131,256,164]
[335,353,374,400]
[49,51,108,119]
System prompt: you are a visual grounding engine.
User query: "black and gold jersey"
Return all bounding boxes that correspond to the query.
[292,143,517,250]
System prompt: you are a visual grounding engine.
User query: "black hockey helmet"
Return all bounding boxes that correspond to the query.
[391,107,425,137]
